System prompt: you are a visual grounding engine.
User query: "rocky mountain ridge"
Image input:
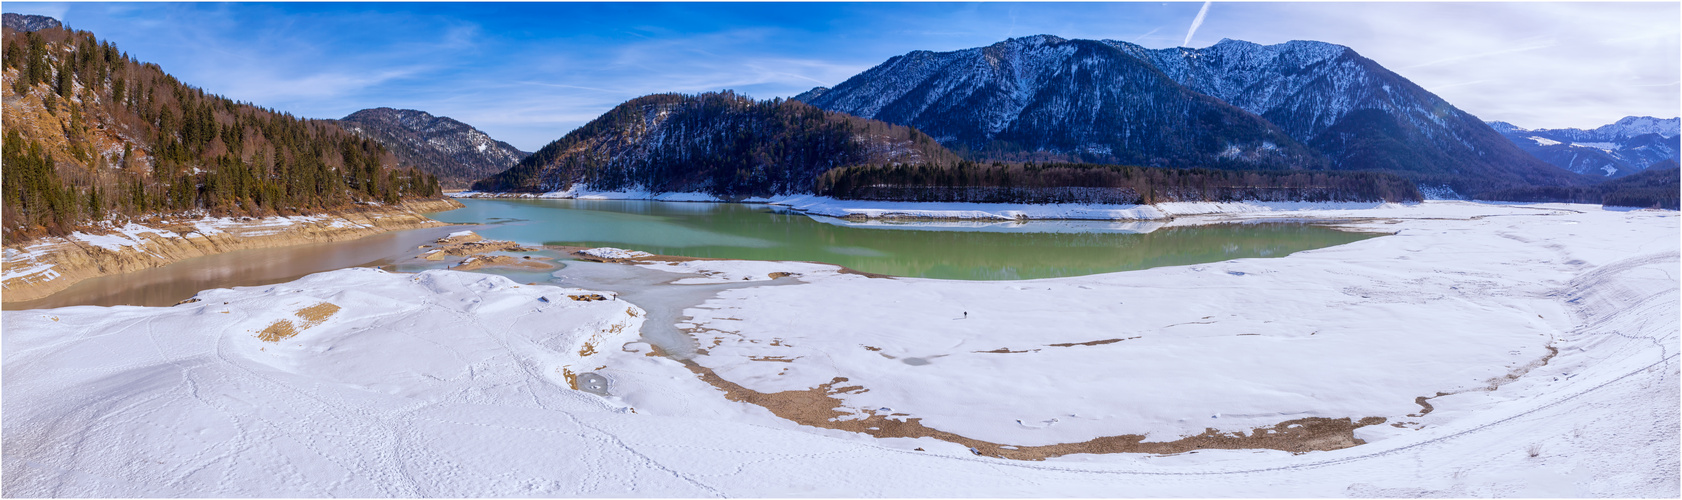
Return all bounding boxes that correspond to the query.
[1,13,61,33]
[333,108,529,188]
[796,35,1582,197]
[1487,116,1680,178]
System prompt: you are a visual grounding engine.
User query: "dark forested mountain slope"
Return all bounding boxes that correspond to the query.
[333,108,528,189]
[795,35,1325,171]
[1487,117,1679,178]
[798,35,1584,197]
[471,91,960,197]
[1,14,440,240]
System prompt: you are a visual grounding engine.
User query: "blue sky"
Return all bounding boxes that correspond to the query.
[5,2,1678,151]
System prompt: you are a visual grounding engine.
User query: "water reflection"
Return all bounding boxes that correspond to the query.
[430,199,1377,281]
[11,199,1379,309]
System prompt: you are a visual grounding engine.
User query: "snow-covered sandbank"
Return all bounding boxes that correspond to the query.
[3,201,1676,496]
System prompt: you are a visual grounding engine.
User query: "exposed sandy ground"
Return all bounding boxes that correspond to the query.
[1,199,461,302]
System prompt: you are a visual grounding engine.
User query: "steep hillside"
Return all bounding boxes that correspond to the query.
[471,91,960,197]
[795,35,1325,171]
[1,15,442,241]
[1488,117,1680,178]
[333,108,528,188]
[1137,39,1578,194]
[798,35,1584,197]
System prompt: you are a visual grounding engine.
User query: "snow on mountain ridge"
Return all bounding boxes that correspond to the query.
[335,107,530,187]
[1485,116,1681,178]
[800,35,1319,169]
[1597,116,1680,139]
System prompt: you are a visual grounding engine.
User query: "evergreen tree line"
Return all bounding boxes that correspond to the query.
[1476,160,1680,210]
[814,161,1424,204]
[2,26,441,241]
[473,91,958,197]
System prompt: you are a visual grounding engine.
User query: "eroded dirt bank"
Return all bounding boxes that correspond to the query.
[2,199,461,303]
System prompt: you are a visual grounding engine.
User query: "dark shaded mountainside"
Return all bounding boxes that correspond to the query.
[474,90,1422,203]
[472,91,961,197]
[1480,159,1680,210]
[1487,117,1679,179]
[795,35,1584,198]
[1,14,442,241]
[332,107,528,189]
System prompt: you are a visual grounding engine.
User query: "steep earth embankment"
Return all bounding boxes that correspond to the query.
[2,199,460,303]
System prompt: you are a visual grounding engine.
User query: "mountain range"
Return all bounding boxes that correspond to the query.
[1487,116,1679,178]
[472,91,959,197]
[4,12,1666,211]
[795,35,1583,197]
[332,108,529,189]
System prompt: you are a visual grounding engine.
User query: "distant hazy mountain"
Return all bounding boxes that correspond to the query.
[797,35,1581,197]
[1487,117,1680,178]
[472,91,959,197]
[1,13,62,33]
[333,108,529,188]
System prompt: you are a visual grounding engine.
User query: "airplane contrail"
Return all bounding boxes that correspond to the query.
[1183,1,1212,47]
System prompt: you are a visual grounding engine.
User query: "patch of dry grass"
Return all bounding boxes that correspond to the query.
[257,302,341,342]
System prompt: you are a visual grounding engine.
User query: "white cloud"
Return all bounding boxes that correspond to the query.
[1183,2,1212,47]
[1193,2,1680,129]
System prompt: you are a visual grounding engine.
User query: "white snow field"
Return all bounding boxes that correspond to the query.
[3,201,1677,496]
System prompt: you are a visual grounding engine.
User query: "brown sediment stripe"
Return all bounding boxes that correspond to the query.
[1410,343,1559,418]
[1048,336,1141,347]
[669,354,1384,461]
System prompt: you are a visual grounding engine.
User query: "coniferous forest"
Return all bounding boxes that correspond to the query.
[472,91,961,197]
[1,24,441,241]
[815,161,1424,204]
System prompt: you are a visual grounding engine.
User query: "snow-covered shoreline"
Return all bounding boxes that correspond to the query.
[1,199,460,303]
[2,201,1676,496]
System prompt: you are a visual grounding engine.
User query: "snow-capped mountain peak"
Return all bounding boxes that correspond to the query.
[1486,116,1681,178]
[799,34,1571,195]
[1596,116,1680,139]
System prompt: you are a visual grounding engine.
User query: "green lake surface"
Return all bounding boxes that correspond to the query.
[428,199,1379,281]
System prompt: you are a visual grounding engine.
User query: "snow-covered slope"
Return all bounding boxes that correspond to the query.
[799,35,1580,195]
[1488,117,1681,178]
[335,108,530,188]
[797,35,1322,170]
[0,13,61,32]
[3,203,1675,496]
